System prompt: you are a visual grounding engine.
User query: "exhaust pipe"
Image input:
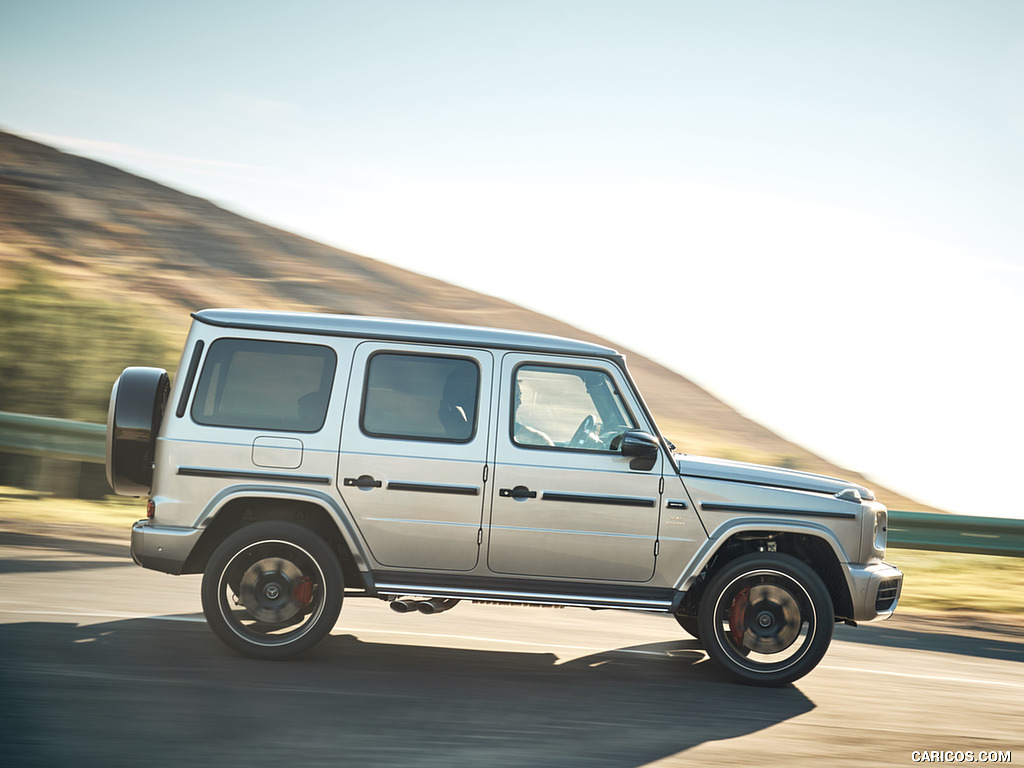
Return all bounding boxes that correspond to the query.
[389,598,420,613]
[417,598,460,615]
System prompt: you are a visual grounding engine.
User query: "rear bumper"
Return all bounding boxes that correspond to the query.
[130,520,202,575]
[847,560,904,622]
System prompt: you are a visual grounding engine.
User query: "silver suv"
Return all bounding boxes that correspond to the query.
[107,309,903,686]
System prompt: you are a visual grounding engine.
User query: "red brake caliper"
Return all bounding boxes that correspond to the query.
[729,586,750,646]
[293,576,313,608]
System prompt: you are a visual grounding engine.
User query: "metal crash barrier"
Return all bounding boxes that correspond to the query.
[887,510,1024,558]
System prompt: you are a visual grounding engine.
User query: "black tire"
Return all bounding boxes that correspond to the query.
[698,553,833,687]
[674,614,702,644]
[201,521,344,659]
[105,366,169,496]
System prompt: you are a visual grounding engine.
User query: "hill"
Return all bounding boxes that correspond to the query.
[0,129,936,512]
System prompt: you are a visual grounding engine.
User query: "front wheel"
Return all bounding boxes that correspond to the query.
[698,553,833,686]
[201,521,343,659]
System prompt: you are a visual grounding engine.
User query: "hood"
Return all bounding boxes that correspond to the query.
[673,453,875,501]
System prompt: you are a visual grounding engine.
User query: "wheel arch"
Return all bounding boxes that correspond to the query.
[181,488,370,589]
[675,520,856,622]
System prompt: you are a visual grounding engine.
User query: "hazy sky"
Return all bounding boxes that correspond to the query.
[2,1,1023,516]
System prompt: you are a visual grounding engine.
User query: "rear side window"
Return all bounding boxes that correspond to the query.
[362,353,479,442]
[191,339,336,432]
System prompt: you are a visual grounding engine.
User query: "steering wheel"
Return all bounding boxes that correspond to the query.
[569,414,596,446]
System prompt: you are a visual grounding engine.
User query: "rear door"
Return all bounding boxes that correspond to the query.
[338,343,493,571]
[170,336,344,510]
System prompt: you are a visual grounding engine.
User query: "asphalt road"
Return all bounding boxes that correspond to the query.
[1,525,1021,768]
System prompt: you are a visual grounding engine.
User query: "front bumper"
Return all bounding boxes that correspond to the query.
[130,519,203,575]
[847,560,904,622]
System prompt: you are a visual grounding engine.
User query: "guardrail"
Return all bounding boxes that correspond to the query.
[887,510,1024,558]
[1,411,1022,556]
[0,410,105,463]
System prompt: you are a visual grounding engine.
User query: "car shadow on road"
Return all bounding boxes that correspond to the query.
[0,529,130,575]
[0,614,814,768]
[833,618,1024,664]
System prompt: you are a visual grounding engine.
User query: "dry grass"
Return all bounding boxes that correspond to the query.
[887,547,1024,616]
[0,486,143,533]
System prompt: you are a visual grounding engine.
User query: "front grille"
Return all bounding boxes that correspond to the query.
[875,578,900,612]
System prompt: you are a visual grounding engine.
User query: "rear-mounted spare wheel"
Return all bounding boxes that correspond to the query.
[106,366,170,496]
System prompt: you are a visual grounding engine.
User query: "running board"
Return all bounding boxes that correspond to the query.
[373,582,674,612]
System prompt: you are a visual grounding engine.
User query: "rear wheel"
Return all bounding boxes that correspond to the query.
[698,553,833,686]
[201,521,343,659]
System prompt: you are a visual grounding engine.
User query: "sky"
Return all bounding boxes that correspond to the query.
[2,0,1023,517]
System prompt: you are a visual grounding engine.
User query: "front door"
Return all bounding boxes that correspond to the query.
[339,343,493,571]
[487,354,663,583]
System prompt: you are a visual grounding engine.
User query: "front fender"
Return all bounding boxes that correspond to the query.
[673,517,854,597]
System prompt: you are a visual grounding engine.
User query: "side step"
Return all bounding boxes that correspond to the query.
[376,582,674,612]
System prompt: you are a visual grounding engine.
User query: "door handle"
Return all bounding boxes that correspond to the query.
[343,475,382,489]
[499,485,537,501]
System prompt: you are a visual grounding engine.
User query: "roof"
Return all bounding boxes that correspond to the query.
[192,309,621,359]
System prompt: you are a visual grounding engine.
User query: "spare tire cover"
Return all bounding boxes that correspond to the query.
[106,366,170,496]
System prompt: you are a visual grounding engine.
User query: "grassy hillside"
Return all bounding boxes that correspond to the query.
[0,129,938,512]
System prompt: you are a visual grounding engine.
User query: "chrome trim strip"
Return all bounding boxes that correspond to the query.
[489,524,654,540]
[177,466,332,485]
[365,517,479,528]
[698,501,857,520]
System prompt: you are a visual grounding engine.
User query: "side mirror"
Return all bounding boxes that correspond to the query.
[614,429,660,471]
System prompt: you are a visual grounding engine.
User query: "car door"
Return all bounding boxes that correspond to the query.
[338,343,493,571]
[487,354,663,582]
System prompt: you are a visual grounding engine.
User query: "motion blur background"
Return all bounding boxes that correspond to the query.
[2,0,1023,516]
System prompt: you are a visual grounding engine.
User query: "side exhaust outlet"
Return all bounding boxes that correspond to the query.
[417,598,460,615]
[389,598,420,613]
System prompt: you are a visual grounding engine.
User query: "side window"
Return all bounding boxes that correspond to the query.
[191,339,336,432]
[362,353,479,443]
[513,365,635,451]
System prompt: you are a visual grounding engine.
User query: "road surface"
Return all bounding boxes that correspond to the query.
[1,524,1021,767]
